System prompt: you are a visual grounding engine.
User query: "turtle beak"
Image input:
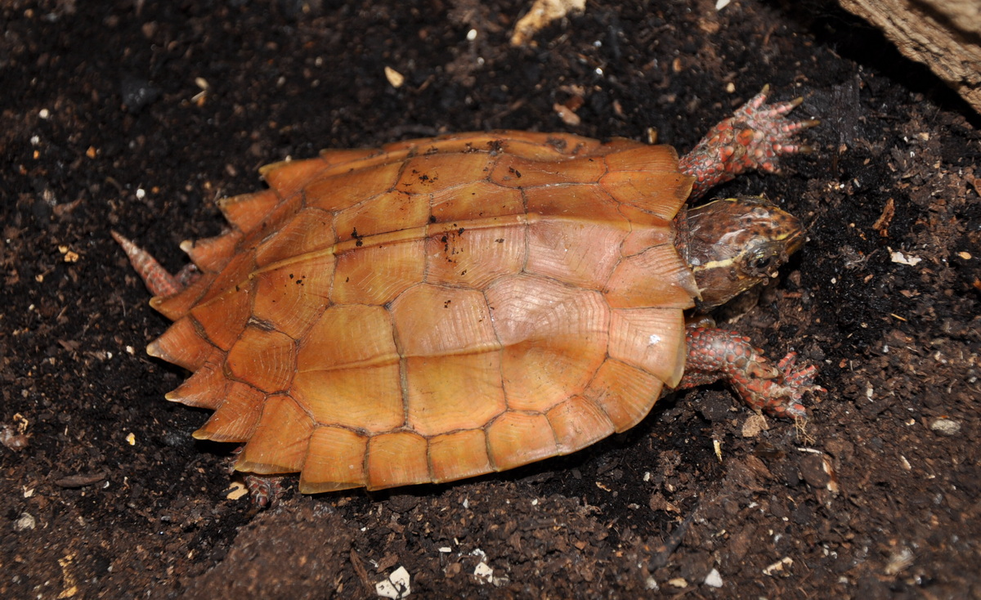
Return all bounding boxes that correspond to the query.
[764,211,805,280]
[782,217,806,259]
[756,204,805,268]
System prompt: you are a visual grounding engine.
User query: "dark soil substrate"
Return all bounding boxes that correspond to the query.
[2,0,979,597]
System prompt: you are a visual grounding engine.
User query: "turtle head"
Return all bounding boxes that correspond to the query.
[677,196,805,311]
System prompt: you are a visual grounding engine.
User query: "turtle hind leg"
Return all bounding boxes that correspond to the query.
[244,474,285,509]
[678,324,824,419]
[224,446,287,508]
[678,85,820,200]
[111,230,199,297]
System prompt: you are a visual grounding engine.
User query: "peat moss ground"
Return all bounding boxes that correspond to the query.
[1,0,979,597]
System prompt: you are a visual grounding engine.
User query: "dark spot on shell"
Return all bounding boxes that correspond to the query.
[546,137,569,152]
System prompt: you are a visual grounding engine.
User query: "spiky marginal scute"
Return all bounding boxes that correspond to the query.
[678,85,820,200]
[679,326,824,419]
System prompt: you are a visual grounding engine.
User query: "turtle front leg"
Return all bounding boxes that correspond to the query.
[679,325,824,419]
[679,85,819,200]
[111,230,199,297]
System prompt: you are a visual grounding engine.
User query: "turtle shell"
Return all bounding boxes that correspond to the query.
[148,131,699,492]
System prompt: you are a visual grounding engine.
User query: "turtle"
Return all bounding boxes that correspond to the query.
[113,86,824,498]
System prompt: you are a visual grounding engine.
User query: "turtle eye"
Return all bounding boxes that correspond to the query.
[744,250,779,277]
[753,256,774,271]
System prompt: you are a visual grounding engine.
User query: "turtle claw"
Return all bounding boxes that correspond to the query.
[679,86,818,198]
[763,351,826,418]
[737,87,814,127]
[776,351,799,372]
[682,327,823,420]
[776,351,824,392]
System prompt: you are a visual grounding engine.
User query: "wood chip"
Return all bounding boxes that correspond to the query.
[54,472,107,488]
[872,197,895,236]
[511,0,586,46]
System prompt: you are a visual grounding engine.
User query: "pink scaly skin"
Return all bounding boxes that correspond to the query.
[224,448,285,509]
[244,475,284,509]
[679,85,819,200]
[674,86,823,419]
[111,231,200,297]
[679,326,824,419]
[223,438,287,509]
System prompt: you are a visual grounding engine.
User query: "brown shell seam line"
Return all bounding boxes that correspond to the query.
[227,249,321,443]
[301,152,502,481]
[480,179,524,475]
[387,285,411,451]
[576,155,687,420]
[393,136,495,479]
[478,148,618,471]
[312,186,342,309]
[267,143,670,483]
